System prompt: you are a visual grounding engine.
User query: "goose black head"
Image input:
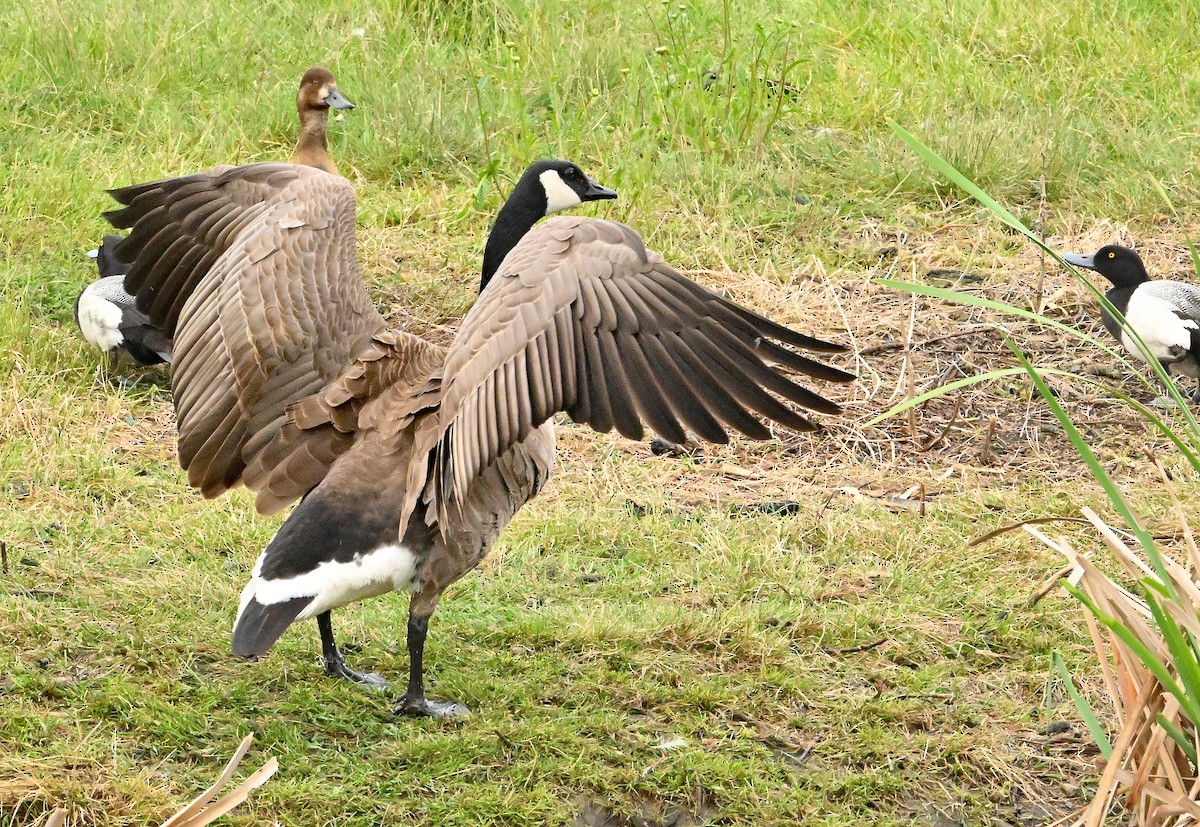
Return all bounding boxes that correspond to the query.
[522,160,617,215]
[480,160,617,293]
[87,234,130,279]
[296,67,354,113]
[1062,245,1150,289]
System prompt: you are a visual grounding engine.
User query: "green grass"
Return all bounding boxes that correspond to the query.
[5,0,1200,824]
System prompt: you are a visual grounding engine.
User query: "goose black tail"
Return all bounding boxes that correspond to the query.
[232,594,312,659]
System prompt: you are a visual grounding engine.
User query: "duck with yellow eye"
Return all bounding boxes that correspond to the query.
[1063,244,1200,403]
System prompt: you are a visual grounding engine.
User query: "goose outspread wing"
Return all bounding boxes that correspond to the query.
[427,216,854,511]
[104,163,429,509]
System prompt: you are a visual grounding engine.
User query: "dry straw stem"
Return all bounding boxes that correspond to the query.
[40,735,277,827]
[1030,498,1200,827]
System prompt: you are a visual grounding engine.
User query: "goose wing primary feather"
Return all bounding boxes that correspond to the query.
[103,162,419,508]
[428,215,854,509]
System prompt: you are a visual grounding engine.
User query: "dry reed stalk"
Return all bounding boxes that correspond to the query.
[1034,150,1048,316]
[41,735,277,827]
[1029,504,1200,827]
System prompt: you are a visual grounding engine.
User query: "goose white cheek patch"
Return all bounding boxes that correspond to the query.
[540,170,582,214]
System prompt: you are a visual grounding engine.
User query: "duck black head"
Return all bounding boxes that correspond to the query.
[480,160,617,293]
[1062,245,1150,289]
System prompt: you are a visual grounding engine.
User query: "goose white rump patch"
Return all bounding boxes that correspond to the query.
[540,170,582,214]
[76,289,125,352]
[238,543,420,623]
[1121,292,1198,363]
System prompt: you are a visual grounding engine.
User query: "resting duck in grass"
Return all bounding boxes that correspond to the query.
[104,159,853,717]
[1064,244,1200,403]
[74,67,354,371]
[73,234,172,372]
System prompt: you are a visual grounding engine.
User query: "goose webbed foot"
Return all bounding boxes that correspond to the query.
[317,612,388,692]
[322,654,389,691]
[392,611,470,719]
[394,694,471,719]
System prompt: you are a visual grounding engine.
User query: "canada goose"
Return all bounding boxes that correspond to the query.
[104,159,854,717]
[73,234,172,371]
[289,66,354,175]
[1063,245,1200,402]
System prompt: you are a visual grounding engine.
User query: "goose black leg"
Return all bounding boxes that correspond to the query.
[394,612,470,718]
[1148,363,1182,408]
[318,611,388,691]
[106,351,135,388]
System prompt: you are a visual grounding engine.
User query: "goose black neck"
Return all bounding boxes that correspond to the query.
[480,182,545,294]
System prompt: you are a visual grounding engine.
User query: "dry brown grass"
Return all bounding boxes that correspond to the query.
[8,736,274,827]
